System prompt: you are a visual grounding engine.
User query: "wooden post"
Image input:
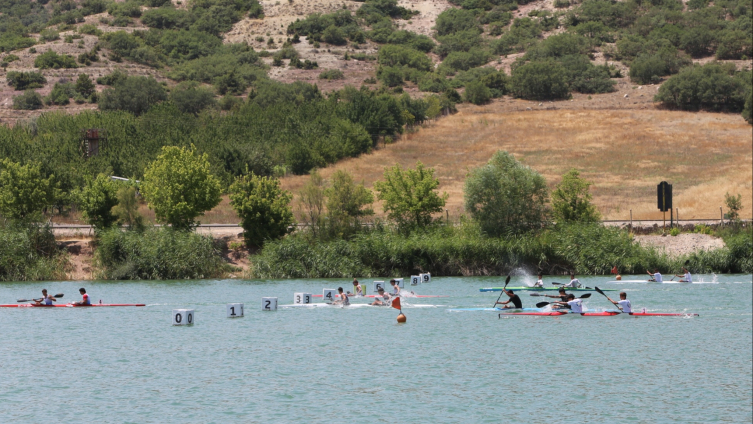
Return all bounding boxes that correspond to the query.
[663,211,666,234]
[445,209,449,224]
[720,207,724,227]
[629,209,632,230]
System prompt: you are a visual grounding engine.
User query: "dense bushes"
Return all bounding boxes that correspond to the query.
[6,71,47,90]
[0,224,66,281]
[99,76,168,115]
[95,228,228,279]
[655,63,752,114]
[34,50,78,69]
[12,90,44,110]
[511,60,570,100]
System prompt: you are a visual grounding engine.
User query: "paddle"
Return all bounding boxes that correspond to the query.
[17,293,64,303]
[594,286,620,311]
[535,294,591,308]
[492,275,511,308]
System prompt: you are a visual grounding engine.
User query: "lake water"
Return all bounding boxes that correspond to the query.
[1,275,751,423]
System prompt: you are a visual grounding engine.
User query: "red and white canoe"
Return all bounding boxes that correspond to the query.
[312,294,447,298]
[499,311,698,317]
[0,303,145,308]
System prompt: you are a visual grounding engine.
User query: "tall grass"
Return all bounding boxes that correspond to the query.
[250,223,751,278]
[95,227,230,279]
[0,224,68,281]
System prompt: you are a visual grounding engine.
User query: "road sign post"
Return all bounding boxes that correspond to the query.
[657,181,673,233]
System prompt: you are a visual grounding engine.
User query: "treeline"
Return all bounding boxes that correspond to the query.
[0,82,449,194]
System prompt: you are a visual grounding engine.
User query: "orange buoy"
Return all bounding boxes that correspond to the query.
[616,275,622,280]
[396,312,406,323]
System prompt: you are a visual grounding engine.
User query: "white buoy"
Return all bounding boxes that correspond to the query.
[393,278,404,288]
[261,297,278,311]
[421,272,431,283]
[373,281,385,293]
[294,293,312,304]
[226,303,244,318]
[172,309,195,326]
[410,275,420,285]
[322,289,337,302]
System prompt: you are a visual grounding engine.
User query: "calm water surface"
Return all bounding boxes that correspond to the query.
[1,275,751,423]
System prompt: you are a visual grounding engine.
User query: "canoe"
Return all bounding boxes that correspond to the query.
[0,303,145,308]
[448,307,541,312]
[480,287,617,292]
[499,311,698,317]
[312,294,448,298]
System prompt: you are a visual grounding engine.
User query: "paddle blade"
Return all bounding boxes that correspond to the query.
[504,275,511,288]
[16,299,31,303]
[594,286,605,296]
[529,293,543,297]
[54,293,64,298]
[551,282,562,285]
[536,301,550,308]
[580,293,592,299]
[391,297,401,310]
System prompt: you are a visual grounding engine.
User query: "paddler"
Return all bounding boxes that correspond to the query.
[543,287,568,306]
[553,294,582,313]
[533,273,544,288]
[352,278,364,296]
[646,269,663,282]
[495,288,522,309]
[33,289,56,306]
[370,288,390,306]
[675,268,692,283]
[605,292,631,313]
[390,279,401,296]
[333,287,350,306]
[562,273,582,288]
[72,288,91,306]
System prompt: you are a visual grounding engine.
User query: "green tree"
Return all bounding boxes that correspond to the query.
[170,85,217,115]
[141,145,222,230]
[78,174,119,230]
[297,170,326,239]
[75,73,96,98]
[724,192,742,221]
[12,90,43,110]
[0,159,56,223]
[551,168,601,223]
[325,170,374,237]
[111,186,144,230]
[6,71,46,90]
[463,80,492,105]
[34,50,78,69]
[463,151,549,235]
[98,76,167,116]
[374,161,447,230]
[230,173,294,247]
[511,60,570,100]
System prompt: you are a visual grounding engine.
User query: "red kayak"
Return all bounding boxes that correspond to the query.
[627,312,699,316]
[499,311,698,317]
[0,303,145,308]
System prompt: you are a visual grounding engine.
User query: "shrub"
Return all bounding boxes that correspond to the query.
[39,29,60,42]
[75,74,96,97]
[374,161,448,231]
[98,76,168,115]
[318,69,345,80]
[435,8,480,36]
[78,174,119,230]
[378,44,433,71]
[0,225,66,282]
[0,159,57,223]
[141,8,190,29]
[96,69,128,86]
[96,227,227,279]
[511,60,570,100]
[551,168,600,223]
[218,94,243,111]
[378,66,404,87]
[464,150,549,235]
[12,90,44,110]
[34,50,78,69]
[322,25,347,45]
[48,82,75,105]
[439,48,491,72]
[654,63,750,112]
[435,30,483,58]
[463,80,492,105]
[78,24,102,35]
[170,85,217,115]
[6,71,47,90]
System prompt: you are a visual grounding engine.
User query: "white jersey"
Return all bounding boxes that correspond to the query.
[567,299,583,313]
[564,279,581,288]
[652,273,663,283]
[617,299,631,313]
[43,295,54,305]
[684,272,692,283]
[533,279,544,287]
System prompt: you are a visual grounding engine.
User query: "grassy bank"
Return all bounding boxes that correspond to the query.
[95,227,232,280]
[0,224,68,281]
[250,223,752,278]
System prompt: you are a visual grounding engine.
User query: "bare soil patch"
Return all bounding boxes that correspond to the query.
[634,233,726,257]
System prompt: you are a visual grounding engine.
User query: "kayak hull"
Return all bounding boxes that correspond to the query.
[312,294,447,298]
[480,287,617,292]
[0,303,145,308]
[448,307,541,312]
[499,311,698,317]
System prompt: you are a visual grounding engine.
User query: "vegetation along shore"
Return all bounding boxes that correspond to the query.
[0,0,751,281]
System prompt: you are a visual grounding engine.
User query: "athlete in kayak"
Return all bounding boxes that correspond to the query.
[352,278,364,296]
[333,287,350,306]
[542,287,568,308]
[646,269,663,282]
[495,289,522,309]
[369,288,391,306]
[562,274,582,288]
[533,274,544,288]
[675,268,692,283]
[72,288,91,306]
[605,292,631,313]
[390,279,401,296]
[33,289,56,306]
[553,294,582,313]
